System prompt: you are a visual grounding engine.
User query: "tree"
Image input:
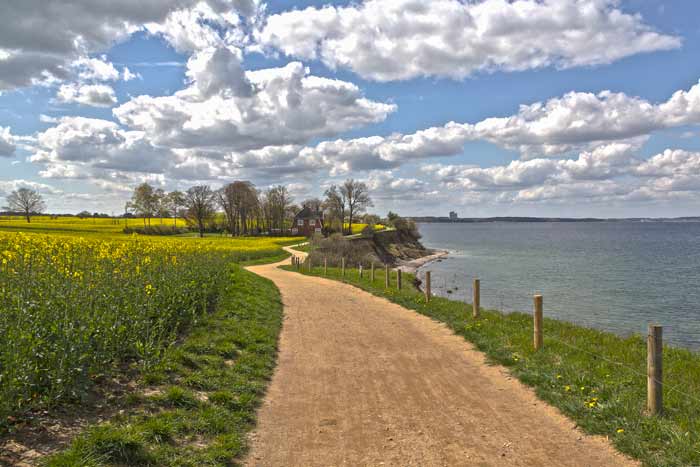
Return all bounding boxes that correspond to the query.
[76,210,91,219]
[184,185,216,238]
[163,191,186,227]
[154,188,166,223]
[130,183,158,226]
[301,198,323,212]
[340,179,373,235]
[218,181,258,236]
[323,185,345,233]
[4,188,46,223]
[265,185,292,233]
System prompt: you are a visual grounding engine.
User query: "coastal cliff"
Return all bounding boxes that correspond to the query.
[306,228,435,267]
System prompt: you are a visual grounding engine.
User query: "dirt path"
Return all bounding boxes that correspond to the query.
[244,250,637,467]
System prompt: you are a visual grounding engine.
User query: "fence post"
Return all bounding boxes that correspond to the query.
[359,264,363,279]
[473,279,480,318]
[397,269,402,290]
[385,265,390,287]
[341,257,345,278]
[324,257,327,275]
[308,257,312,272]
[425,271,431,302]
[371,262,375,282]
[647,324,663,416]
[533,294,543,350]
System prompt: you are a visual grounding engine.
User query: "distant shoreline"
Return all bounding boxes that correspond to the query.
[410,216,700,223]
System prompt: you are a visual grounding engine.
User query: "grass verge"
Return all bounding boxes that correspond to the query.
[283,263,700,467]
[45,264,282,466]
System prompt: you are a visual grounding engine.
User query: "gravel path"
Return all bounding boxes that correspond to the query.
[244,250,637,467]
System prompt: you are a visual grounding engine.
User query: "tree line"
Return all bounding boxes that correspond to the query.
[127,179,374,237]
[1,179,376,236]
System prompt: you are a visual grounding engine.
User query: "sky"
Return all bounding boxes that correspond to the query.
[1,0,700,218]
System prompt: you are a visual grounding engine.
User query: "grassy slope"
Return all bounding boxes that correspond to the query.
[284,264,700,467]
[46,264,283,466]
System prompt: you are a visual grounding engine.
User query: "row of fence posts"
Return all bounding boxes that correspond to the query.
[293,254,664,417]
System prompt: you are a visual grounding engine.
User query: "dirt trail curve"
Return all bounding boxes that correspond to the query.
[244,247,637,467]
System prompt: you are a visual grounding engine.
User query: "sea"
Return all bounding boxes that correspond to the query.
[416,221,700,351]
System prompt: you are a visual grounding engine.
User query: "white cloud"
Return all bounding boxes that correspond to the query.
[0,127,17,157]
[114,59,395,152]
[0,0,258,90]
[56,83,118,107]
[73,56,120,81]
[257,0,680,81]
[32,117,176,176]
[289,80,700,172]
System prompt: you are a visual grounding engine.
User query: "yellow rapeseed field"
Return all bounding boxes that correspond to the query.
[0,225,302,428]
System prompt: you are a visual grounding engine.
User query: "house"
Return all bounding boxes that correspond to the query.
[292,207,323,236]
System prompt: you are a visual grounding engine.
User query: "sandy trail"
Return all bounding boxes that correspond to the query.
[244,248,637,467]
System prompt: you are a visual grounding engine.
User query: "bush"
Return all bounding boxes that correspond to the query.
[123,225,189,235]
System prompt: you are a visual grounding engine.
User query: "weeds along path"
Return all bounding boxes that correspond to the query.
[245,249,637,467]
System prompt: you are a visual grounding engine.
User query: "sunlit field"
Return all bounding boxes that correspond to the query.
[0,219,302,432]
[0,215,188,237]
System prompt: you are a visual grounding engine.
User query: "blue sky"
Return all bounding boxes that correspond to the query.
[2,0,700,217]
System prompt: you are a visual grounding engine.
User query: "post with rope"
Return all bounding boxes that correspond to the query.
[425,271,431,302]
[324,257,327,275]
[397,269,402,290]
[359,264,363,279]
[533,294,543,350]
[371,262,375,282]
[473,278,480,318]
[308,256,312,272]
[341,257,345,278]
[647,324,663,416]
[385,265,390,288]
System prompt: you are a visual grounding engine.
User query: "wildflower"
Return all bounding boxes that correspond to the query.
[556,374,562,379]
[616,428,624,434]
[145,284,155,295]
[564,385,571,392]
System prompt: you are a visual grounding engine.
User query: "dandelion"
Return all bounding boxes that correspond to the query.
[564,385,571,392]
[616,428,625,434]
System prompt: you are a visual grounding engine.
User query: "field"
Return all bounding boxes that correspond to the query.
[0,218,301,464]
[286,263,700,467]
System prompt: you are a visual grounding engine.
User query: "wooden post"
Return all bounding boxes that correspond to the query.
[397,269,402,290]
[308,257,312,272]
[341,257,345,278]
[533,294,543,351]
[425,271,431,302]
[647,324,663,416]
[385,265,390,287]
[473,279,480,318]
[359,264,363,279]
[324,257,327,275]
[371,262,375,282]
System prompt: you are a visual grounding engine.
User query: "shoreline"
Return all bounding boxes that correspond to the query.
[396,249,449,273]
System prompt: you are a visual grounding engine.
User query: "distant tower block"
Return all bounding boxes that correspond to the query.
[449,211,458,220]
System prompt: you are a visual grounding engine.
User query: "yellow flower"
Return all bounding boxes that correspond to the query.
[145,284,155,295]
[556,374,562,379]
[564,385,571,392]
[616,428,624,434]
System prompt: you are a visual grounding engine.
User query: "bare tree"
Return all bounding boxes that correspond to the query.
[323,185,346,233]
[4,188,46,223]
[218,181,258,236]
[164,190,186,226]
[184,185,216,238]
[340,179,373,235]
[302,198,323,212]
[130,183,158,226]
[264,185,292,233]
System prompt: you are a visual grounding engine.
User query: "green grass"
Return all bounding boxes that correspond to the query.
[46,264,283,466]
[284,263,700,467]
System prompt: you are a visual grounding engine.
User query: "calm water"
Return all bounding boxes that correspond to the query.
[417,222,700,350]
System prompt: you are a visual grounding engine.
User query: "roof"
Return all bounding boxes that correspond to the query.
[294,206,323,220]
